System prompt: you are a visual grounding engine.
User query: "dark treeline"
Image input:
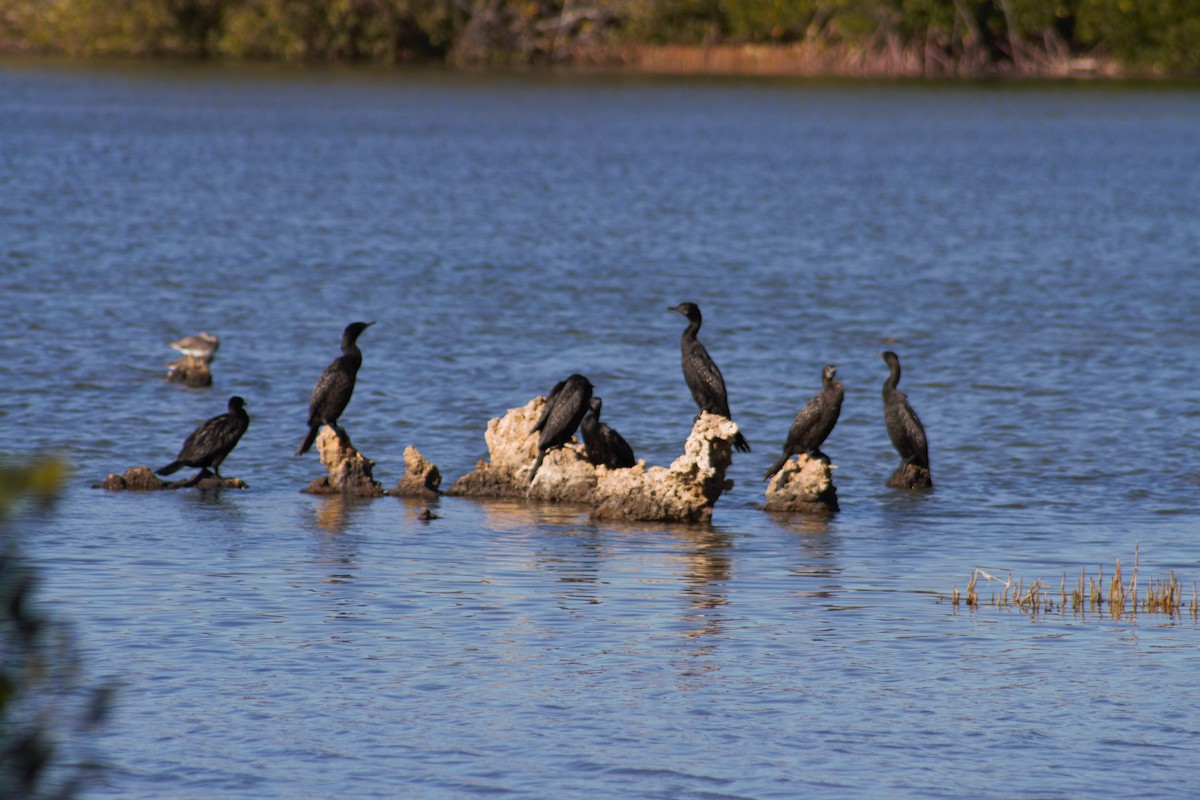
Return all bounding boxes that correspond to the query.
[2,1,1199,75]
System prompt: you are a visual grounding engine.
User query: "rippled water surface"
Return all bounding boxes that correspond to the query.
[3,60,1200,798]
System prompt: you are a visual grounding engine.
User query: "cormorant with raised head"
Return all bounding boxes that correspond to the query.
[528,373,593,482]
[763,364,843,481]
[296,321,375,456]
[880,351,930,471]
[157,395,249,478]
[668,302,750,453]
[581,396,636,470]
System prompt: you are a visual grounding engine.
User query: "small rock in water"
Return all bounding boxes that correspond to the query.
[94,465,247,491]
[886,462,933,490]
[762,453,838,513]
[386,446,442,498]
[165,357,213,387]
[301,427,384,497]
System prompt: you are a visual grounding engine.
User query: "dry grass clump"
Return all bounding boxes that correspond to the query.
[947,545,1198,620]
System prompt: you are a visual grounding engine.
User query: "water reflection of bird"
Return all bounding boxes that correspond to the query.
[529,373,593,482]
[296,321,374,456]
[581,396,636,469]
[880,351,930,471]
[668,302,750,453]
[157,395,249,479]
[168,331,220,364]
[763,364,844,481]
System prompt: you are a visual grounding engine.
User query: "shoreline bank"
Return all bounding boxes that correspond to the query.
[0,41,1137,81]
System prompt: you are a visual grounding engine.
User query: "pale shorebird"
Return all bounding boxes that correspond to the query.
[168,332,220,364]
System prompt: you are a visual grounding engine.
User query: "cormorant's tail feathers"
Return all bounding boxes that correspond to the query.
[734,431,751,453]
[528,451,546,483]
[296,424,321,456]
[156,462,182,476]
[762,453,788,482]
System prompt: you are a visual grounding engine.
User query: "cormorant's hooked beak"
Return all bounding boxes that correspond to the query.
[365,321,377,327]
[667,304,684,315]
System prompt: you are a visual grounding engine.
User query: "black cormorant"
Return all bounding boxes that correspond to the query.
[668,302,750,453]
[880,351,930,471]
[530,378,566,438]
[528,374,593,482]
[763,364,843,481]
[157,395,249,478]
[296,321,375,456]
[581,396,636,470]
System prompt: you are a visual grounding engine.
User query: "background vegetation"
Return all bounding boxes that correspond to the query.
[2,458,112,799]
[1,0,1198,74]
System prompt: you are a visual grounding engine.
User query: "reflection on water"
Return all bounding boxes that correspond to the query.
[308,493,369,535]
[673,528,731,637]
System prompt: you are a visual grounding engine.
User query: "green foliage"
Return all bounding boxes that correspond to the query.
[213,0,468,61]
[1076,0,1200,70]
[623,0,728,44]
[2,458,112,799]
[724,0,822,42]
[3,0,1200,72]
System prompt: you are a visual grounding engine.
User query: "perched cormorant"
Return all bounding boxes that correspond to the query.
[668,302,750,453]
[530,378,566,438]
[169,332,220,364]
[581,396,636,470]
[762,364,844,481]
[296,321,375,456]
[157,395,249,478]
[528,374,593,482]
[880,351,930,471]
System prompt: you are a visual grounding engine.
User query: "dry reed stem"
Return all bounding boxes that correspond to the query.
[955,546,1192,620]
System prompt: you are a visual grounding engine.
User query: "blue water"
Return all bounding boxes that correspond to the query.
[3,59,1200,798]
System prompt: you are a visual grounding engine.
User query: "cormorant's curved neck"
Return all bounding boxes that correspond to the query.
[884,359,901,392]
[680,316,701,340]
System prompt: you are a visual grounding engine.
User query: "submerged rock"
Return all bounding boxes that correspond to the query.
[95,465,246,491]
[763,453,838,514]
[301,427,384,497]
[886,462,933,490]
[386,446,443,498]
[591,412,737,523]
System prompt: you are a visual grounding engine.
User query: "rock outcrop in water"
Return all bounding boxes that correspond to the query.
[448,395,740,522]
[762,453,838,513]
[527,442,598,504]
[301,427,384,497]
[95,465,247,490]
[386,446,442,498]
[886,462,933,490]
[590,412,737,523]
[165,357,213,387]
[446,396,548,498]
